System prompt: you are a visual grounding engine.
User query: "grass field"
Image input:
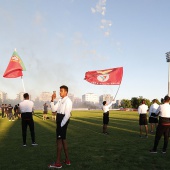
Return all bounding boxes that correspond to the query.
[0,110,170,170]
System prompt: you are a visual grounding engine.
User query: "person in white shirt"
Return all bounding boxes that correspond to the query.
[19,93,37,147]
[149,99,159,133]
[102,100,115,134]
[150,95,170,154]
[138,99,149,138]
[49,85,72,169]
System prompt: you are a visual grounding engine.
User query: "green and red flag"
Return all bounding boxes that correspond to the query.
[3,50,26,78]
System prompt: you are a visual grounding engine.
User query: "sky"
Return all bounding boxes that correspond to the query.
[0,0,170,101]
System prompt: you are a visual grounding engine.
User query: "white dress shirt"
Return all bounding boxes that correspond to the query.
[51,96,72,127]
[138,104,148,114]
[19,100,34,113]
[149,103,159,117]
[156,103,170,118]
[103,101,115,113]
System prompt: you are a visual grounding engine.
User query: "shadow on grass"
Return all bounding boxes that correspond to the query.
[0,112,170,170]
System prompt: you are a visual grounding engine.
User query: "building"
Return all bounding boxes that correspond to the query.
[0,91,7,102]
[99,94,113,104]
[116,100,122,107]
[68,93,74,102]
[74,97,81,104]
[16,92,25,101]
[39,92,51,102]
[82,93,99,104]
[17,92,32,101]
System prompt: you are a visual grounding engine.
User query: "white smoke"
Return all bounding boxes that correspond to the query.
[91,0,112,37]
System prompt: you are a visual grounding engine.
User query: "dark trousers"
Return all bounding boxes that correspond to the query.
[2,111,4,118]
[22,119,35,144]
[153,124,170,151]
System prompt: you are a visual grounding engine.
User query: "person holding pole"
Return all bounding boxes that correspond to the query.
[102,100,115,134]
[48,85,72,169]
[19,93,38,146]
[138,99,149,138]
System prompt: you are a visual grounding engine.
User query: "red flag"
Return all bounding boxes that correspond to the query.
[84,67,123,85]
[3,54,23,78]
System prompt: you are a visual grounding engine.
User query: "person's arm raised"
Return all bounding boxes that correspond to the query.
[50,94,59,112]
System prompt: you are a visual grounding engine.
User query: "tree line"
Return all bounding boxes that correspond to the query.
[121,97,162,109]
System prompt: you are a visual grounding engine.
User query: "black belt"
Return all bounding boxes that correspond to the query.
[22,112,32,114]
[159,117,170,125]
[21,112,33,120]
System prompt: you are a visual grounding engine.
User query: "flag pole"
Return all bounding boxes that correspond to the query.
[113,85,121,100]
[21,76,26,92]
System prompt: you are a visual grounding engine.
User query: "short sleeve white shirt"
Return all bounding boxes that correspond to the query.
[19,100,34,113]
[138,104,148,114]
[156,103,170,118]
[149,103,159,116]
[51,96,72,127]
[103,101,115,113]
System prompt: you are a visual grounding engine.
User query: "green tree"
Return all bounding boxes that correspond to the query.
[145,99,151,107]
[131,97,151,109]
[121,99,132,108]
[131,97,138,109]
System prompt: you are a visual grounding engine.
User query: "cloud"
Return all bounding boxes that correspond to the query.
[91,0,107,15]
[91,0,112,37]
[104,31,110,36]
[100,19,112,29]
[100,19,112,37]
[91,7,96,13]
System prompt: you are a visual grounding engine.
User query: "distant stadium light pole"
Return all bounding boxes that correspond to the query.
[166,52,170,96]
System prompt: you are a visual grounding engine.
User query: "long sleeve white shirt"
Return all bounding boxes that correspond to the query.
[138,104,148,114]
[156,103,170,118]
[51,96,72,127]
[149,103,159,116]
[103,101,115,113]
[19,100,34,113]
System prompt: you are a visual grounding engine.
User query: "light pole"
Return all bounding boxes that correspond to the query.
[166,52,170,96]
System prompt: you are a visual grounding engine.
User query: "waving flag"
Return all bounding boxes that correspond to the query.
[84,67,123,85]
[3,50,26,78]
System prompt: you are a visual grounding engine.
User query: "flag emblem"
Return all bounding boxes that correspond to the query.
[97,74,109,82]
[97,69,112,82]
[11,56,19,62]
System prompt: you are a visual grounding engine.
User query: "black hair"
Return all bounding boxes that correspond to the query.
[141,99,145,104]
[103,101,106,105]
[152,99,156,103]
[60,85,68,92]
[164,95,170,102]
[23,93,29,99]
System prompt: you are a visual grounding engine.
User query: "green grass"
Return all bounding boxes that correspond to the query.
[0,110,170,170]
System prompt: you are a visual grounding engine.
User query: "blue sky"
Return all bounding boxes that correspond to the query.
[0,0,170,100]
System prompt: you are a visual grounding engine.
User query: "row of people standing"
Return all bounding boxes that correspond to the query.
[1,103,21,121]
[138,96,170,153]
[138,99,159,137]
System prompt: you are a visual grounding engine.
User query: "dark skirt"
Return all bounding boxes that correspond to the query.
[149,117,158,123]
[139,114,147,125]
[103,111,109,125]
